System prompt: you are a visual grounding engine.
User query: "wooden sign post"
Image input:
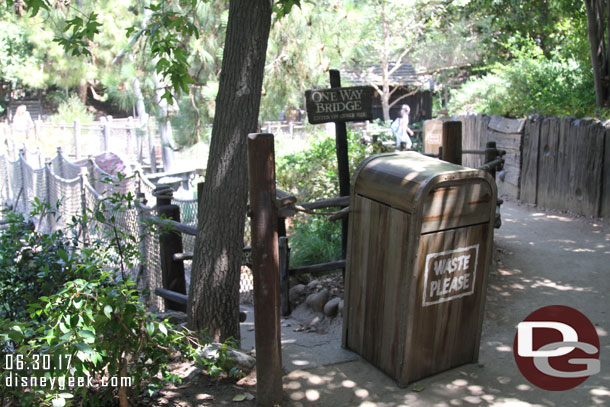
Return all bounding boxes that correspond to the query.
[305,70,373,262]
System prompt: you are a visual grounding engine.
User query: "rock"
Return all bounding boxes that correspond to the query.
[305,289,329,313]
[324,297,342,317]
[306,279,320,289]
[338,299,344,316]
[197,343,256,370]
[182,365,201,382]
[289,284,306,302]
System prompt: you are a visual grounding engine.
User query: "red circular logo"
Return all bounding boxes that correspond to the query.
[513,305,600,391]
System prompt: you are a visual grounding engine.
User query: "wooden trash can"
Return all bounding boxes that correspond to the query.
[342,151,497,386]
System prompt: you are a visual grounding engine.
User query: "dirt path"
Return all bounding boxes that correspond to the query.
[282,199,610,406]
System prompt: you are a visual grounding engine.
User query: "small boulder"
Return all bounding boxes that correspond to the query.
[197,343,256,370]
[289,284,306,302]
[323,297,342,317]
[305,288,329,313]
[338,299,344,316]
[306,279,320,289]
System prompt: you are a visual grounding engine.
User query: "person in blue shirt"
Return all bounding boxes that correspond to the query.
[390,104,414,150]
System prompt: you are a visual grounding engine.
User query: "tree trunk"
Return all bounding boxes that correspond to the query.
[380,0,391,121]
[585,0,610,109]
[188,0,273,342]
[153,69,176,172]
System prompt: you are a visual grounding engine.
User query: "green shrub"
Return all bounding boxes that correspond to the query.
[276,131,368,203]
[0,183,195,406]
[288,214,342,268]
[52,94,94,124]
[448,44,595,118]
[0,200,90,322]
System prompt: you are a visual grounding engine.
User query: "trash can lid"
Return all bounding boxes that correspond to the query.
[352,152,492,213]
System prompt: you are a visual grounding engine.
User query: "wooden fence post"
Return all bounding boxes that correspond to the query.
[247,133,283,406]
[73,119,81,160]
[154,187,187,312]
[18,149,27,212]
[45,161,55,231]
[279,236,290,317]
[484,141,498,179]
[147,120,157,173]
[101,116,110,152]
[79,167,89,243]
[56,147,65,178]
[442,121,462,165]
[329,69,350,273]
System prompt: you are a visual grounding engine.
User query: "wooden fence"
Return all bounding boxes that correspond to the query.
[451,114,609,218]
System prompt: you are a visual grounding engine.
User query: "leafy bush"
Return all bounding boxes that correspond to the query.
[0,186,194,406]
[288,214,342,268]
[276,131,368,203]
[0,201,90,321]
[52,94,94,124]
[448,44,595,118]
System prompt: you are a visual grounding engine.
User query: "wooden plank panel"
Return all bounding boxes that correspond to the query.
[602,125,610,218]
[344,195,371,353]
[362,200,387,364]
[402,223,491,383]
[488,115,525,134]
[563,119,604,216]
[345,196,411,379]
[488,129,522,151]
[537,117,562,209]
[520,117,541,204]
[460,115,478,169]
[421,181,493,233]
[377,206,410,377]
[475,115,490,168]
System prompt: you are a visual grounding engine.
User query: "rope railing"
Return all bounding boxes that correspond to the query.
[0,149,165,309]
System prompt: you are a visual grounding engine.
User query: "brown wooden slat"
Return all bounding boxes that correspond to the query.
[520,116,541,205]
[602,124,610,218]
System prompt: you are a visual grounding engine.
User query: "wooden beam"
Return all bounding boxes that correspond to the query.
[247,133,283,405]
[290,259,347,276]
[299,196,349,210]
[441,121,462,165]
[145,216,197,236]
[155,288,188,305]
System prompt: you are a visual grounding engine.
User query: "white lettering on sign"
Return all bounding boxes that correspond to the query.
[422,244,479,306]
[305,86,373,124]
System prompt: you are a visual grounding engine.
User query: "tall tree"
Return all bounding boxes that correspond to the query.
[584,0,610,109]
[187,0,273,341]
[350,0,449,120]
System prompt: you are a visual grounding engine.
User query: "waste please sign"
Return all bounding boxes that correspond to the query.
[305,86,374,124]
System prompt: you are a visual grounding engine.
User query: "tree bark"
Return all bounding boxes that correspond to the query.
[188,0,273,342]
[585,0,610,109]
[153,68,176,173]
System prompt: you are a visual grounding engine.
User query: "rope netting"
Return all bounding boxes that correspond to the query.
[0,150,253,309]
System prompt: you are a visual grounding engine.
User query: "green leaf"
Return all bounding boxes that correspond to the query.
[52,397,66,407]
[146,322,155,336]
[77,330,95,340]
[75,342,94,354]
[158,323,168,336]
[233,393,246,402]
[8,330,23,343]
[103,305,113,319]
[57,249,69,262]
